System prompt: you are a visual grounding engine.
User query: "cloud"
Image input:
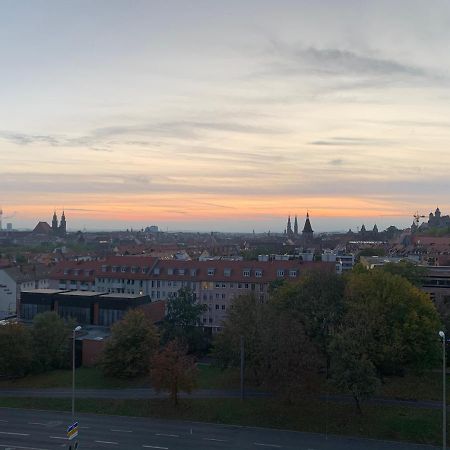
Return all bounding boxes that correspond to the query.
[259,40,429,79]
[329,158,344,166]
[310,137,393,146]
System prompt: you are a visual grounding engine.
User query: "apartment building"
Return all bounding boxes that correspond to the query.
[0,265,51,317]
[49,256,334,331]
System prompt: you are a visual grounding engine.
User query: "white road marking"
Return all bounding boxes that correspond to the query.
[254,444,282,448]
[79,426,90,429]
[95,441,119,445]
[29,422,48,425]
[203,438,228,442]
[155,433,178,438]
[0,420,8,423]
[111,428,132,433]
[142,446,169,450]
[49,436,68,440]
[0,432,29,436]
[0,445,50,450]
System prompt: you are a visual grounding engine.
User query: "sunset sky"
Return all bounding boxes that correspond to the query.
[1,0,450,232]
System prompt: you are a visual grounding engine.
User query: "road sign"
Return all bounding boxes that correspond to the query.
[67,421,79,440]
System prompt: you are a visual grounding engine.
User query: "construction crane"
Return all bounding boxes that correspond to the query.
[413,211,426,226]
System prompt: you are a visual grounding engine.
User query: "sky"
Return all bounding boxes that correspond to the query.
[1,0,450,232]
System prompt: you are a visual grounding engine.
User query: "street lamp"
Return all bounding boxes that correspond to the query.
[439,330,446,450]
[72,326,82,419]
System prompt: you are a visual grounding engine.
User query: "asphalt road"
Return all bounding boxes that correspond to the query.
[0,388,270,399]
[0,407,440,450]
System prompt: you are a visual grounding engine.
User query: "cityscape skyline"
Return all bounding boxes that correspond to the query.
[2,1,450,231]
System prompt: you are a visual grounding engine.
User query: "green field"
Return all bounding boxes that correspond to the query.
[0,396,443,446]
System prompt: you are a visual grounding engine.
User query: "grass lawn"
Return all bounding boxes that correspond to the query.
[0,365,241,391]
[0,364,448,408]
[0,367,149,389]
[0,396,443,446]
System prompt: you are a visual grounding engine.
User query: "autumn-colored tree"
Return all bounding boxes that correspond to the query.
[0,323,33,378]
[150,340,198,405]
[100,309,159,378]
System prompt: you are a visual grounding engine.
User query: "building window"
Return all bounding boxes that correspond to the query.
[289,270,297,277]
[277,269,285,277]
[191,269,197,276]
[208,268,215,276]
[255,270,262,277]
[178,269,185,275]
[243,269,250,277]
[224,268,231,277]
[215,304,219,309]
[221,305,226,310]
[168,268,173,275]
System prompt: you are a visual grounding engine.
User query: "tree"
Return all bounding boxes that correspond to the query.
[150,340,198,405]
[212,294,266,382]
[341,270,441,376]
[100,309,159,378]
[269,270,346,375]
[31,311,72,373]
[380,261,427,287]
[330,330,380,414]
[161,288,207,353]
[0,323,32,378]
[329,269,441,413]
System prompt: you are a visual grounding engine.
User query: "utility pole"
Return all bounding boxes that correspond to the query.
[440,331,447,450]
[240,335,245,401]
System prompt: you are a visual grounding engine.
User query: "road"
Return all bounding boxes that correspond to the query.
[0,388,269,399]
[0,407,439,450]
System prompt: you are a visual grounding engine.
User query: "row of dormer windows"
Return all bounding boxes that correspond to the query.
[65,266,299,278]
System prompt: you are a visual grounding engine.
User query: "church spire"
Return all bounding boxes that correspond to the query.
[294,215,298,235]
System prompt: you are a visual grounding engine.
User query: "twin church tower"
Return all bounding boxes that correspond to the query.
[285,212,314,243]
[51,210,67,236]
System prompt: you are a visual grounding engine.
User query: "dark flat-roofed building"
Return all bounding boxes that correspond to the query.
[20,289,150,327]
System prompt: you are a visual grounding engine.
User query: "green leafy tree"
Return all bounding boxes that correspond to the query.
[161,288,208,353]
[0,323,33,378]
[31,312,72,373]
[212,294,266,382]
[150,339,198,405]
[269,270,346,375]
[380,261,427,287]
[100,309,159,378]
[330,330,380,414]
[342,270,441,376]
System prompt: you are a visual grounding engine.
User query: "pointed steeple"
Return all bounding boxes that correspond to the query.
[52,210,58,233]
[287,215,293,237]
[301,212,314,244]
[302,212,313,233]
[59,210,67,235]
[294,215,299,235]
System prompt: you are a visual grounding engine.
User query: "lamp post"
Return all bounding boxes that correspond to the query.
[439,330,446,450]
[72,326,82,419]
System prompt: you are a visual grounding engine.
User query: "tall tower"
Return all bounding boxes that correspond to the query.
[302,212,314,244]
[59,211,67,236]
[0,206,2,231]
[294,215,298,235]
[286,215,293,238]
[52,210,58,234]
